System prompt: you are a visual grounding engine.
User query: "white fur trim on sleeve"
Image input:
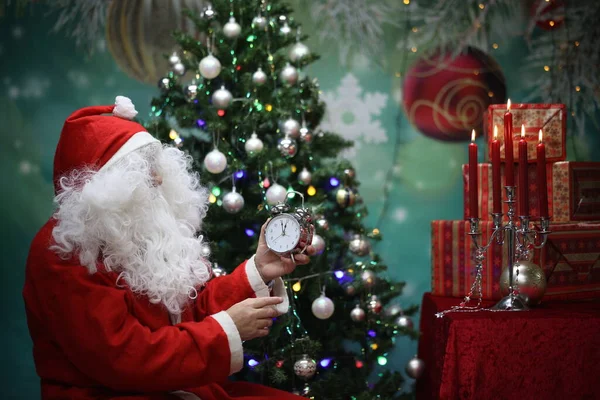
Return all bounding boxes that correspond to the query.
[100,131,160,171]
[245,255,289,315]
[210,311,243,375]
[113,96,138,120]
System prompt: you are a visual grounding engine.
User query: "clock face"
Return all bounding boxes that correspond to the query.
[265,214,301,254]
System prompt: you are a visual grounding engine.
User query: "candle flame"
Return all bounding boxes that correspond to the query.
[471,129,476,142]
[507,99,511,111]
[493,125,498,139]
[539,129,543,143]
[521,124,525,138]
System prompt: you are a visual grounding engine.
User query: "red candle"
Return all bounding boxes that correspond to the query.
[504,99,515,187]
[518,124,529,216]
[469,129,479,219]
[537,129,549,218]
[491,125,502,214]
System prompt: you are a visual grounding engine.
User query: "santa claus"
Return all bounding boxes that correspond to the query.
[23,96,314,399]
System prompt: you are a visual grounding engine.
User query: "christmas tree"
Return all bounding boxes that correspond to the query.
[146,1,419,398]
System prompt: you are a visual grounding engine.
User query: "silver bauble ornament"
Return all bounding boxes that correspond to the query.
[172,61,186,76]
[384,304,403,318]
[282,118,300,138]
[500,260,547,306]
[158,77,171,92]
[199,54,222,79]
[212,86,233,109]
[299,123,313,144]
[311,294,335,319]
[223,17,242,39]
[349,234,371,256]
[316,217,329,231]
[294,354,317,379]
[311,234,326,255]
[344,168,356,179]
[280,22,291,36]
[396,315,414,329]
[367,295,383,314]
[405,356,425,379]
[252,67,268,86]
[169,52,181,66]
[336,187,357,208]
[298,167,312,185]
[350,304,366,322]
[204,149,227,174]
[277,136,298,158]
[201,4,217,19]
[244,132,264,154]
[185,83,198,102]
[200,243,212,258]
[266,183,287,205]
[289,42,310,62]
[361,270,376,288]
[223,190,245,214]
[344,284,357,296]
[211,263,227,278]
[280,63,298,85]
[252,15,267,29]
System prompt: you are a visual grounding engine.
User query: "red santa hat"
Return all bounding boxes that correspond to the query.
[53,96,160,188]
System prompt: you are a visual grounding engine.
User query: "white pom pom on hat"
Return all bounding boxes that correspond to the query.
[113,95,138,120]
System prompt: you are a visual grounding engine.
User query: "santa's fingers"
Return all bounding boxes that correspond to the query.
[256,318,273,330]
[253,306,279,319]
[248,296,283,308]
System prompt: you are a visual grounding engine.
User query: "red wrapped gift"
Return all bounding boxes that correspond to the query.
[537,222,600,300]
[463,163,553,220]
[486,103,566,163]
[552,162,600,222]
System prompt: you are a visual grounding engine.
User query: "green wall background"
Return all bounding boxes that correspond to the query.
[1,3,598,398]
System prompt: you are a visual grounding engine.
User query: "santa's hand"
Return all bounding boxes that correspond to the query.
[225,297,283,341]
[254,221,316,282]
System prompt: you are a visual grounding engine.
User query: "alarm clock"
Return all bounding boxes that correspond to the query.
[264,197,314,263]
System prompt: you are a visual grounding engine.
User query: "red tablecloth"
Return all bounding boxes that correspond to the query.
[415,293,600,400]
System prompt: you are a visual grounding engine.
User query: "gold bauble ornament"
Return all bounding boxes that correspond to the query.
[336,187,357,208]
[499,260,547,306]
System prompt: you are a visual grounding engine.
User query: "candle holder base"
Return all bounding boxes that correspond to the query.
[491,293,529,311]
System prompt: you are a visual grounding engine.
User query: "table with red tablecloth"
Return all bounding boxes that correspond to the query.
[415,293,600,400]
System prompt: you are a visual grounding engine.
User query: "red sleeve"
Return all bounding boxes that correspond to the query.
[35,257,238,392]
[196,255,290,318]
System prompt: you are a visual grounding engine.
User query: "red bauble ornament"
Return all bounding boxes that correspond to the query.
[530,0,565,31]
[402,47,506,142]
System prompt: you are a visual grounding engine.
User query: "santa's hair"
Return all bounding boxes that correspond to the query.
[51,143,211,315]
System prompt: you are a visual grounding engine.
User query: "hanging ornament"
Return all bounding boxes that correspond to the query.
[172,61,186,76]
[384,304,403,318]
[344,168,356,179]
[336,187,357,208]
[223,16,242,39]
[348,234,371,256]
[396,315,414,329]
[252,14,267,29]
[298,167,312,185]
[223,189,245,214]
[252,67,268,86]
[311,234,326,255]
[294,354,317,379]
[282,118,301,139]
[244,132,264,155]
[199,54,222,80]
[200,243,212,258]
[289,42,310,62]
[185,82,198,102]
[311,293,335,319]
[204,148,227,174]
[344,283,357,296]
[280,63,299,85]
[299,122,313,144]
[360,270,376,288]
[350,304,366,322]
[266,183,287,205]
[405,356,425,379]
[315,216,329,231]
[210,263,227,278]
[500,260,547,306]
[367,295,382,314]
[158,77,171,92]
[201,4,217,19]
[280,21,291,36]
[277,136,298,158]
[169,52,181,66]
[212,86,233,109]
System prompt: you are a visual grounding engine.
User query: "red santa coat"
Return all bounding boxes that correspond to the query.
[23,220,301,400]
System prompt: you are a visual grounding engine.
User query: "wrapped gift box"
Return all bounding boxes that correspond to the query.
[463,163,553,220]
[552,162,600,222]
[486,103,566,163]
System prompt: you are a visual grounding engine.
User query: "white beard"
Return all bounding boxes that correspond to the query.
[51,144,211,315]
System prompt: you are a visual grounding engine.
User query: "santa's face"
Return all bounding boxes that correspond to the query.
[51,144,211,315]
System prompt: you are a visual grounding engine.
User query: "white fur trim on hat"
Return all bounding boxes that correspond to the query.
[101,131,160,171]
[113,96,138,120]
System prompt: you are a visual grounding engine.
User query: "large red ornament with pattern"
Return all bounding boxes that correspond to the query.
[402,47,506,142]
[530,0,565,31]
